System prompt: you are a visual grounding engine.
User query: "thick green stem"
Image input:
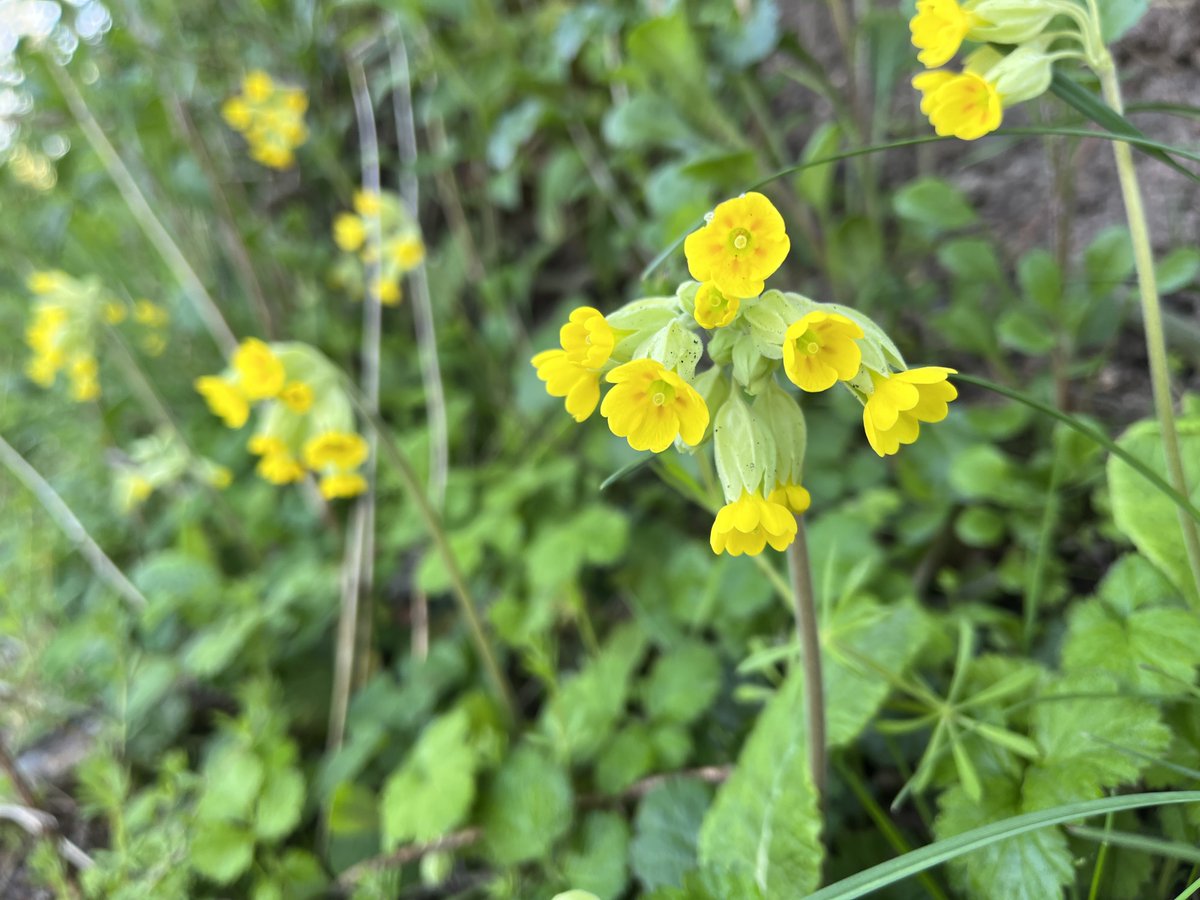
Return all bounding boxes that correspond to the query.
[1098,62,1200,601]
[788,519,827,800]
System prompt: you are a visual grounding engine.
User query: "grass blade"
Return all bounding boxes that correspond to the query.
[1069,824,1200,865]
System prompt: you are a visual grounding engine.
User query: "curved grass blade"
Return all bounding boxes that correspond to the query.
[598,455,652,492]
[954,373,1200,527]
[1069,824,1200,866]
[808,791,1200,900]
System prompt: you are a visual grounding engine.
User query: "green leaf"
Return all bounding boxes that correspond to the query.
[191,820,256,885]
[642,641,722,725]
[630,778,712,892]
[381,709,479,849]
[935,781,1073,900]
[1108,416,1200,604]
[796,123,841,215]
[1157,247,1200,293]
[1017,249,1062,313]
[540,623,647,762]
[1085,226,1135,291]
[480,744,573,865]
[937,238,1002,284]
[575,504,630,566]
[196,743,264,823]
[254,766,305,842]
[892,177,976,231]
[1023,672,1171,811]
[560,811,630,900]
[595,723,657,795]
[602,95,694,151]
[1063,555,1200,695]
[997,309,1056,356]
[1094,0,1148,42]
[697,670,822,897]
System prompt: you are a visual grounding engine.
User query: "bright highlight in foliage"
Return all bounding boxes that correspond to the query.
[601,359,709,453]
[783,311,864,392]
[684,192,791,298]
[910,0,976,68]
[710,491,798,556]
[863,367,959,456]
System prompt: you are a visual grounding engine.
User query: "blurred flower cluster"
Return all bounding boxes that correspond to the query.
[23,269,169,401]
[332,189,426,305]
[533,193,958,557]
[195,339,369,499]
[113,429,231,514]
[221,70,308,169]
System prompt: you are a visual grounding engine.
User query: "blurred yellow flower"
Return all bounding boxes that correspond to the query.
[249,435,288,457]
[102,302,127,324]
[374,278,402,306]
[258,452,306,484]
[710,491,797,556]
[334,214,367,252]
[279,381,314,414]
[354,190,382,217]
[303,431,369,471]
[221,97,253,130]
[242,70,275,103]
[28,271,63,295]
[133,300,169,328]
[684,192,790,299]
[910,0,976,68]
[863,367,958,456]
[388,236,425,270]
[601,359,709,453]
[233,338,286,400]
[783,311,864,392]
[319,472,368,499]
[195,375,249,429]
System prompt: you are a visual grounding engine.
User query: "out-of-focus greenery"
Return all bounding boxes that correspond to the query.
[3,1,1200,898]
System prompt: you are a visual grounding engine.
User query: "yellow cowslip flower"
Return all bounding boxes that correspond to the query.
[531,350,601,423]
[69,361,99,402]
[257,452,306,484]
[783,311,864,392]
[103,302,127,324]
[141,334,167,357]
[862,366,958,457]
[693,282,740,330]
[127,474,155,505]
[248,435,288,457]
[242,70,275,103]
[769,482,812,515]
[133,300,169,328]
[373,278,402,306]
[684,192,790,299]
[279,381,314,414]
[334,213,367,252]
[27,271,64,295]
[388,236,425,270]
[354,190,382,217]
[910,0,976,68]
[195,376,249,429]
[916,71,1002,141]
[233,337,286,400]
[304,431,369,471]
[281,88,308,114]
[601,359,709,453]
[710,490,798,556]
[319,472,368,499]
[913,70,957,115]
[250,142,295,170]
[25,307,66,353]
[221,97,253,130]
[559,306,614,368]
[25,356,57,388]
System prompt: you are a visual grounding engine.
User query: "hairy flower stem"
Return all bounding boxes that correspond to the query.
[788,518,827,800]
[1098,61,1200,601]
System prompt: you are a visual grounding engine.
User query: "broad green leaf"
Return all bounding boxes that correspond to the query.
[1017,248,1062,313]
[642,641,722,725]
[540,622,647,762]
[938,238,1002,284]
[630,778,712,891]
[595,723,657,795]
[1108,416,1200,604]
[254,766,305,842]
[191,820,256,885]
[1084,225,1135,291]
[1063,555,1200,695]
[196,743,264,823]
[697,669,822,898]
[1023,672,1170,811]
[796,123,840,215]
[601,95,694,151]
[1157,247,1200,293]
[1094,0,1148,42]
[480,744,573,865]
[381,709,479,849]
[892,177,976,230]
[935,781,1073,900]
[560,811,630,900]
[997,309,1056,355]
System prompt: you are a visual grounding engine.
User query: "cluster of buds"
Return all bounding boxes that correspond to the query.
[194,339,369,500]
[331,189,426,306]
[221,70,308,170]
[908,0,1089,140]
[23,270,169,401]
[113,429,231,514]
[532,193,958,557]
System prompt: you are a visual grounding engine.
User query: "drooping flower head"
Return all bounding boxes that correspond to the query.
[279,381,314,413]
[532,350,601,423]
[862,367,958,457]
[710,490,798,556]
[693,282,741,330]
[910,0,977,68]
[319,472,369,500]
[559,306,615,369]
[684,192,791,299]
[916,70,1002,141]
[783,311,864,392]
[195,376,249,429]
[303,431,370,471]
[769,482,812,515]
[601,359,709,453]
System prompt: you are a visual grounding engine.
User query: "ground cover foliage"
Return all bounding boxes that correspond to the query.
[2,0,1200,897]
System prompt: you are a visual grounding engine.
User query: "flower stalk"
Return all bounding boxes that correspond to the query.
[788,518,827,800]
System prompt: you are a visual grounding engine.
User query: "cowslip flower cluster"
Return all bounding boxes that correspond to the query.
[909,0,1067,140]
[332,189,426,306]
[194,339,369,499]
[23,271,168,401]
[221,70,308,170]
[532,193,958,557]
[113,429,231,514]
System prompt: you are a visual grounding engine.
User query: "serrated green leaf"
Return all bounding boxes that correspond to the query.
[381,709,478,849]
[196,743,264,823]
[191,820,256,885]
[560,811,630,900]
[642,642,722,726]
[481,744,573,865]
[254,766,305,842]
[631,778,712,892]
[1023,672,1170,811]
